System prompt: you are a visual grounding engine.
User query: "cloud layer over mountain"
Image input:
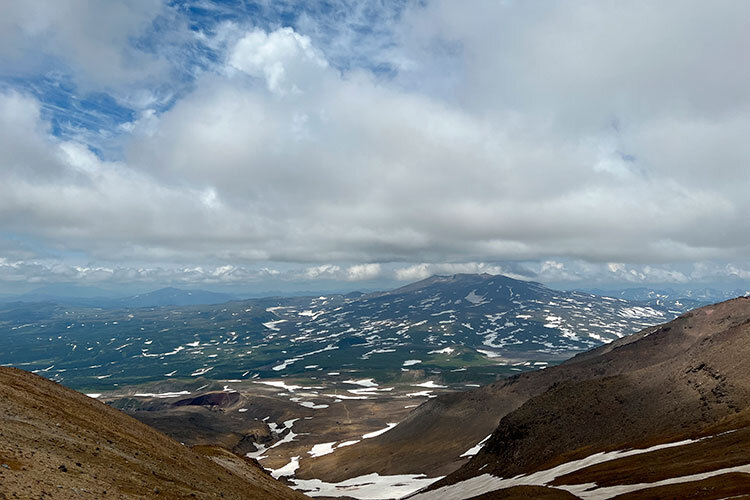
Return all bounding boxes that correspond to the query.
[1,0,750,289]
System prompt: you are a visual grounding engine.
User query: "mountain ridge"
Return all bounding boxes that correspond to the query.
[0,366,309,499]
[408,296,750,499]
[0,273,706,390]
[298,296,750,489]
[0,285,238,308]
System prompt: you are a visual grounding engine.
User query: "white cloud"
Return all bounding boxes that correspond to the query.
[229,27,328,95]
[346,263,381,281]
[0,91,275,265]
[119,21,749,266]
[394,264,431,282]
[303,265,341,280]
[394,263,511,282]
[0,0,168,87]
[3,3,750,288]
[726,265,750,280]
[397,1,750,124]
[0,260,237,286]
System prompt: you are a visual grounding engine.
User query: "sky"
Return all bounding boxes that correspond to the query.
[2,0,750,294]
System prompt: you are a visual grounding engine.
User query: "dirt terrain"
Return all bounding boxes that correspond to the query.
[0,367,309,499]
[108,377,454,477]
[468,487,578,499]
[410,297,750,498]
[6,297,750,499]
[303,296,750,486]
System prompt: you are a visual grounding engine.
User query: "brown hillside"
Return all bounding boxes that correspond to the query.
[455,297,750,481]
[410,297,750,498]
[0,367,308,499]
[299,297,711,482]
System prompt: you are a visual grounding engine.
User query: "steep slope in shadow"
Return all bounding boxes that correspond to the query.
[0,367,308,499]
[411,297,750,499]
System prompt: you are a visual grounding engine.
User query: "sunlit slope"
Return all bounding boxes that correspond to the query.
[0,367,309,499]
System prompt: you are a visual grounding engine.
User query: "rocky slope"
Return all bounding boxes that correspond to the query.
[0,367,308,499]
[409,297,750,499]
[300,297,750,491]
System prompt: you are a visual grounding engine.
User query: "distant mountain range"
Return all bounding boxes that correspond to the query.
[121,287,237,307]
[0,273,714,390]
[0,285,237,308]
[5,280,744,310]
[585,285,750,305]
[4,279,750,498]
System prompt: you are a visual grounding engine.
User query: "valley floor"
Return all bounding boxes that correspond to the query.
[98,374,484,499]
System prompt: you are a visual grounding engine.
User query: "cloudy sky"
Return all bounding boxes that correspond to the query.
[1,0,750,293]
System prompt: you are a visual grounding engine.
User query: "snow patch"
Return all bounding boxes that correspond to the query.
[343,378,378,387]
[465,290,487,305]
[133,391,191,398]
[410,435,714,500]
[263,319,287,331]
[291,473,442,499]
[476,349,501,358]
[429,347,455,355]
[460,435,492,457]
[362,423,398,439]
[337,440,360,448]
[257,380,302,392]
[299,401,329,409]
[273,358,302,371]
[270,456,299,479]
[308,442,337,458]
[413,381,446,389]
